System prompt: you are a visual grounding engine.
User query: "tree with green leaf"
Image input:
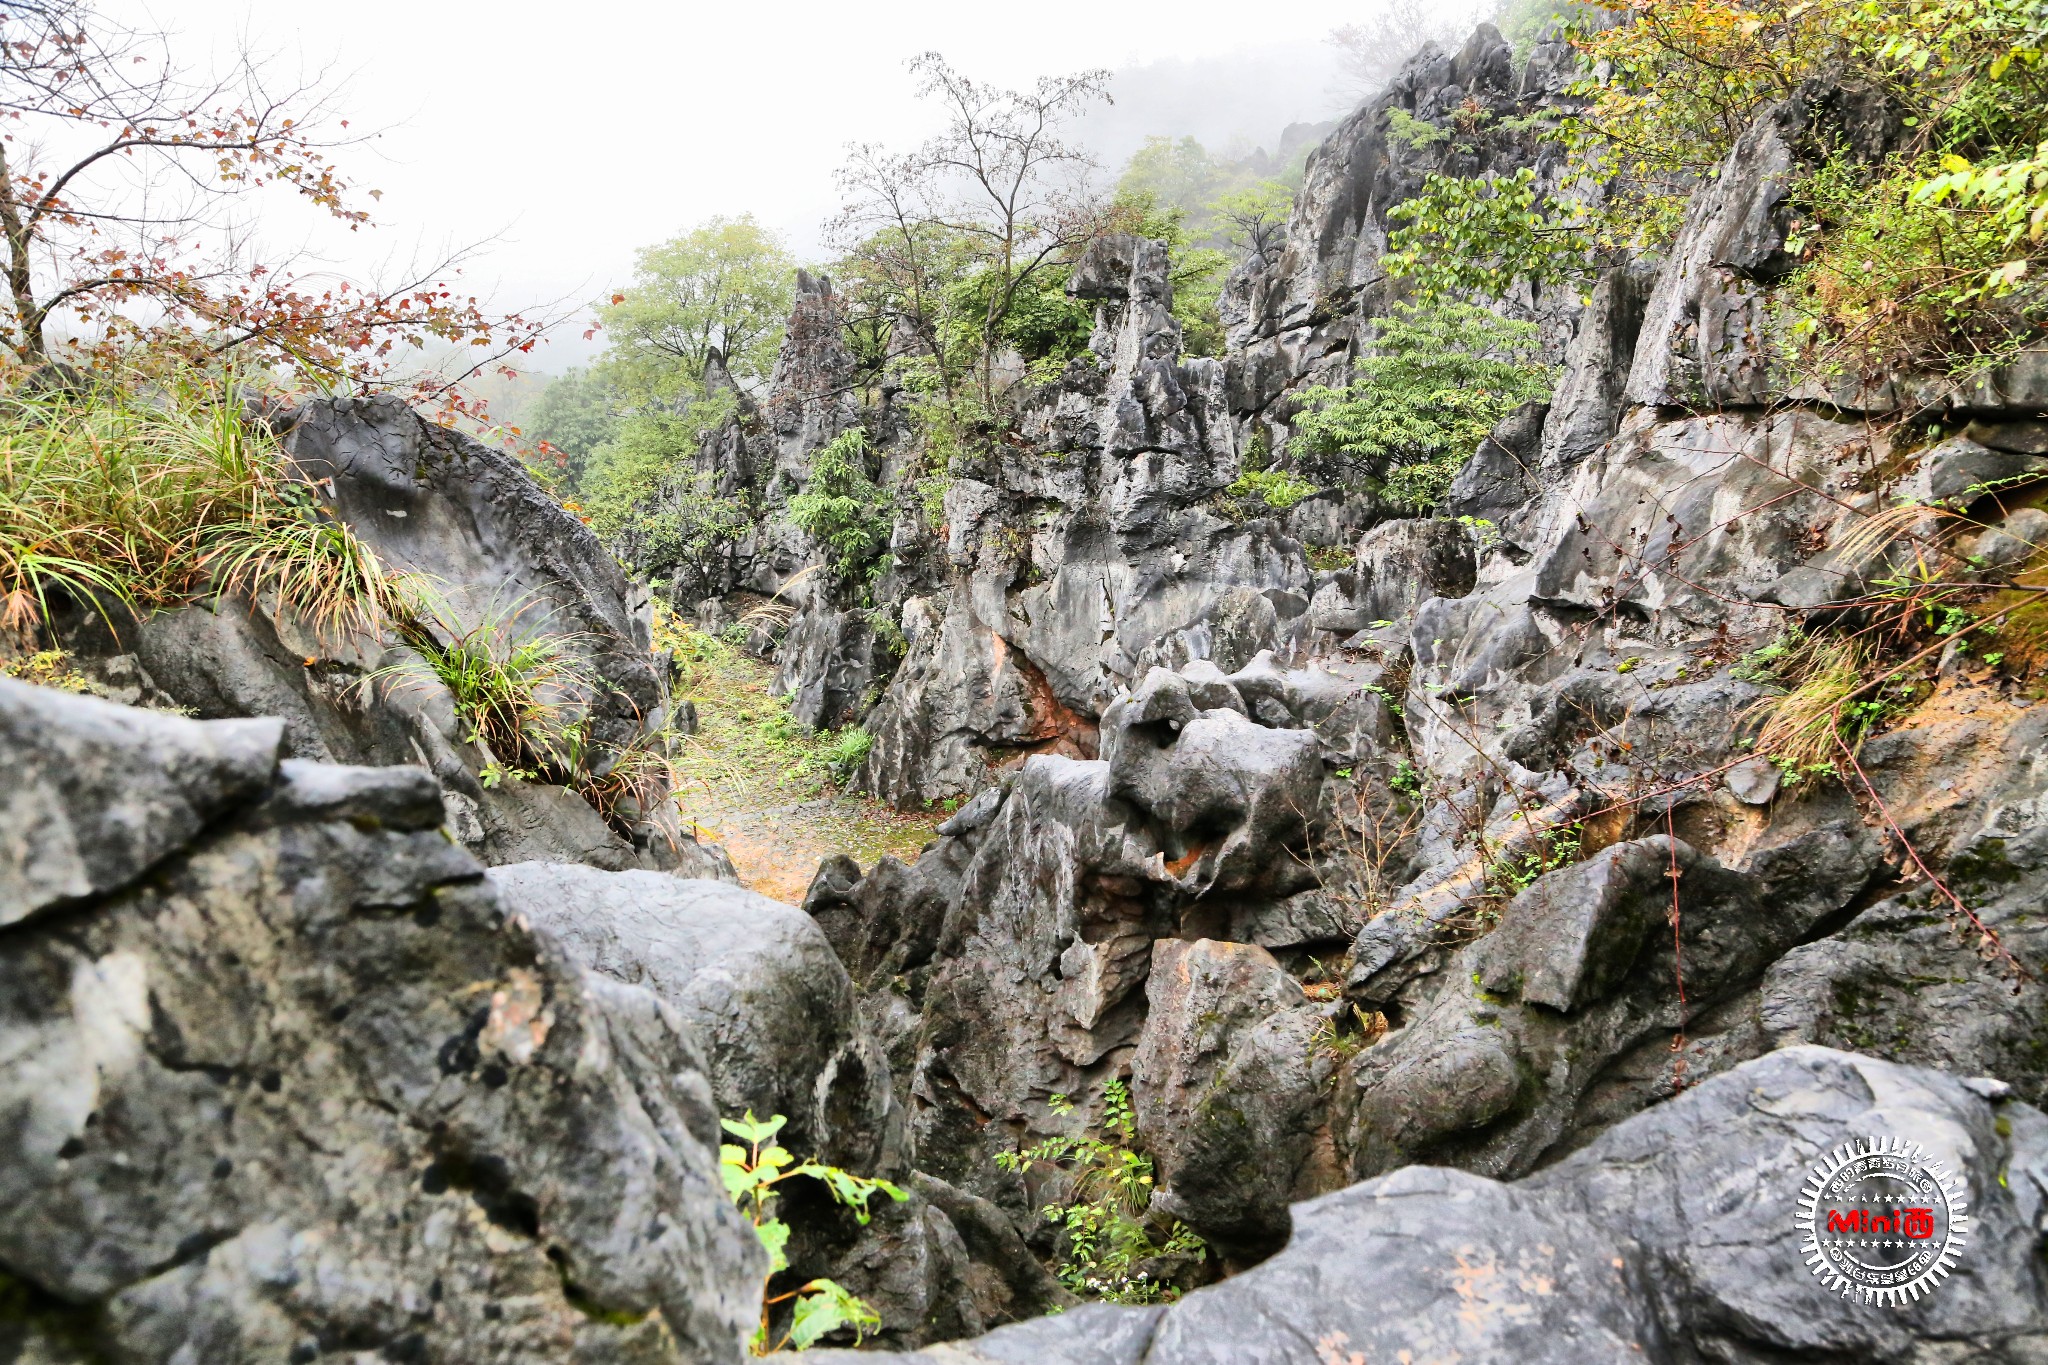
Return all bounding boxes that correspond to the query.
[596,215,797,405]
[522,367,619,490]
[1211,180,1297,258]
[721,1110,906,1354]
[577,391,739,540]
[830,55,1110,413]
[1384,167,1600,303]
[1117,136,1228,221]
[1292,301,1555,508]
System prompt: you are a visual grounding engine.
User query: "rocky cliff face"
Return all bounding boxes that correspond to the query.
[717,21,2048,1304]
[11,18,2048,1362]
[0,679,762,1363]
[0,680,1057,1361]
[812,1048,2048,1363]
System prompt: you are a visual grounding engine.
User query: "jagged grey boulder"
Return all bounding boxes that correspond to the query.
[486,863,898,1172]
[806,1047,2048,1363]
[0,678,282,928]
[0,682,761,1365]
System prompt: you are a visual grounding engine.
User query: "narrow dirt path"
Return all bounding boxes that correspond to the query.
[664,620,943,903]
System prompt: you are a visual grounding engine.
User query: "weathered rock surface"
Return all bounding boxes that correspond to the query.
[48,394,724,879]
[485,863,898,1172]
[751,55,2048,1300]
[0,679,761,1364]
[806,1047,2048,1363]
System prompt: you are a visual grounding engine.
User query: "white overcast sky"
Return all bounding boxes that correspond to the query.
[99,1,1368,367]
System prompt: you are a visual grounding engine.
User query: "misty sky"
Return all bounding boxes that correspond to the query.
[99,0,1369,367]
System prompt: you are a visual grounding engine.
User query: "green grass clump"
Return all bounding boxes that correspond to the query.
[381,584,594,777]
[0,370,391,643]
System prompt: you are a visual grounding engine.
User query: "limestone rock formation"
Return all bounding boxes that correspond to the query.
[47,395,729,879]
[0,679,761,1365]
[772,59,2048,1287]
[807,1047,2048,1363]
[485,863,899,1173]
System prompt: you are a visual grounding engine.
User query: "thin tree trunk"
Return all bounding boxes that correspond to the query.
[0,141,46,361]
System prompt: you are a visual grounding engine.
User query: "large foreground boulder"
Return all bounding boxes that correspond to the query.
[808,1046,2048,1363]
[486,863,899,1173]
[0,679,761,1365]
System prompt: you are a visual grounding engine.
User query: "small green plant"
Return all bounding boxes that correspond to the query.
[1456,515,1503,554]
[1363,681,1406,721]
[788,429,892,592]
[819,725,873,782]
[1731,630,1803,686]
[1304,543,1352,571]
[376,585,594,780]
[1385,107,1452,152]
[1389,758,1423,797]
[721,1111,906,1354]
[477,759,536,789]
[1743,634,1891,782]
[1308,1005,1387,1064]
[915,472,951,529]
[994,1081,1205,1304]
[1219,467,1319,519]
[1484,821,1584,900]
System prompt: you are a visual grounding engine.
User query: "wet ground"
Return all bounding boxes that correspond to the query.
[662,617,945,903]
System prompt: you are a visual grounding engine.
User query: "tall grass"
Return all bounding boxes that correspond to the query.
[377,583,594,773]
[0,371,390,642]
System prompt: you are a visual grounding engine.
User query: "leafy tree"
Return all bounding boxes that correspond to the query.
[1115,138,1295,255]
[830,53,1110,410]
[1116,136,1226,219]
[0,0,536,393]
[1385,167,1600,302]
[1212,180,1296,258]
[595,215,796,405]
[521,367,619,489]
[1326,0,1507,101]
[1292,301,1554,508]
[579,391,737,540]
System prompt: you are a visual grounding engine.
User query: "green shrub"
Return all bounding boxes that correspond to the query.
[994,1080,1206,1304]
[1484,820,1584,900]
[631,482,753,603]
[788,429,891,592]
[1219,467,1319,520]
[579,390,739,541]
[1291,302,1554,509]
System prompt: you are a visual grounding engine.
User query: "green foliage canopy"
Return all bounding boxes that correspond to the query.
[1292,302,1555,509]
[596,214,797,405]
